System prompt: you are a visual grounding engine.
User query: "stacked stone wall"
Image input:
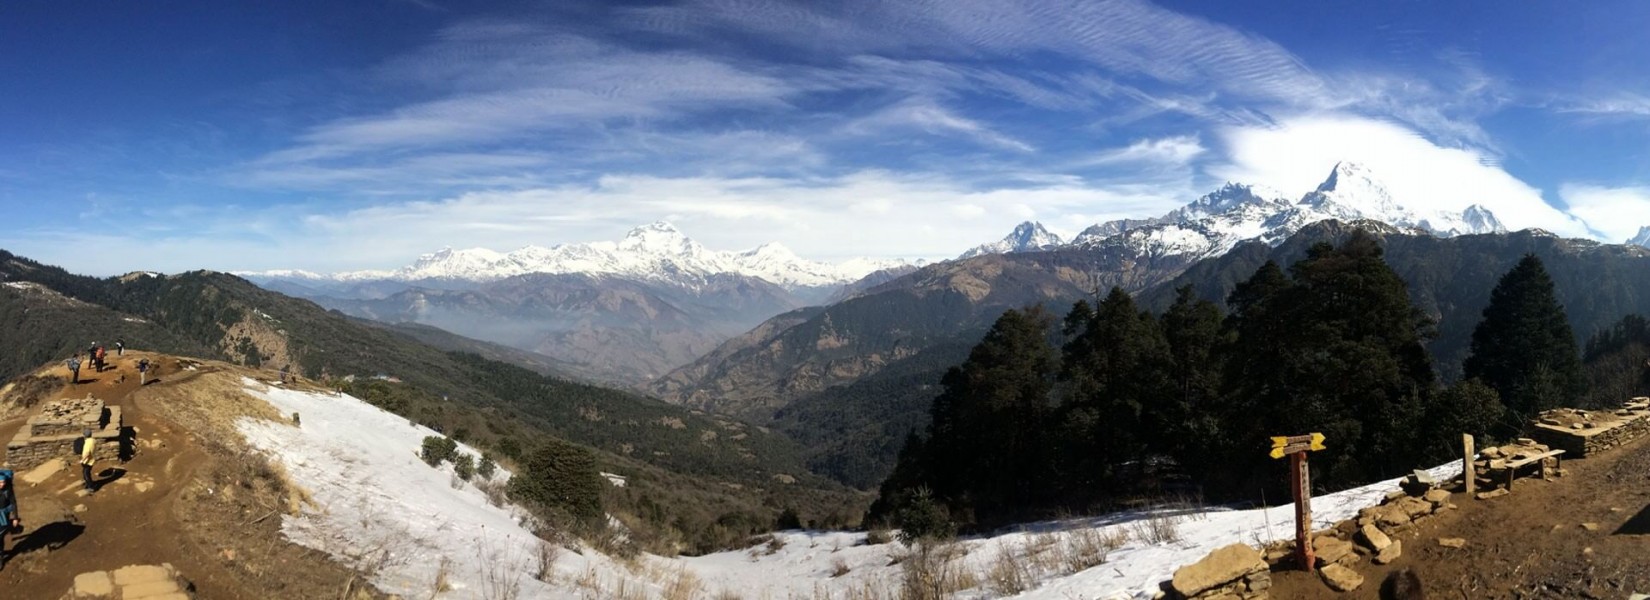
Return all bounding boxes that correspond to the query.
[1529,399,1650,458]
[5,396,125,471]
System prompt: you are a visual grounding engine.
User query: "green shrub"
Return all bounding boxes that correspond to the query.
[477,455,497,480]
[893,487,955,546]
[454,453,476,481]
[775,506,803,531]
[421,436,457,467]
[508,438,605,523]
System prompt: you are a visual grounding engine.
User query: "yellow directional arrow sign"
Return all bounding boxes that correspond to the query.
[1268,433,1327,459]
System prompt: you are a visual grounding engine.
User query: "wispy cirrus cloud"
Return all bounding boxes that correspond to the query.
[843,99,1034,152]
[1089,135,1205,166]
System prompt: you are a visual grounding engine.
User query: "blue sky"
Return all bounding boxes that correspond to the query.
[5,0,1650,275]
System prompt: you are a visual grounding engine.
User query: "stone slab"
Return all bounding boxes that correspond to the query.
[111,564,173,586]
[72,570,114,597]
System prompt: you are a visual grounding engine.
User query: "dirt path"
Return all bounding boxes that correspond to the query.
[0,353,374,599]
[1270,431,1650,599]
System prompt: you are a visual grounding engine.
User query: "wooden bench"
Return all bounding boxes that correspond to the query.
[1501,449,1565,490]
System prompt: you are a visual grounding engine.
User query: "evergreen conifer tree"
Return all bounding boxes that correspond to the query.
[1463,254,1587,422]
[1055,287,1172,503]
[921,306,1057,526]
[1221,232,1436,491]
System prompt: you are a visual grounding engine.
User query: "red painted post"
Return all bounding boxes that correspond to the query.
[1291,451,1314,571]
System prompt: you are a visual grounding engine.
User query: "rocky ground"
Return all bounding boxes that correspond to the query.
[0,352,380,599]
[1269,427,1650,599]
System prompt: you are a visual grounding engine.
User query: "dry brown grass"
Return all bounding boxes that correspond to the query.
[897,542,976,600]
[1129,511,1182,545]
[661,567,704,600]
[0,372,66,419]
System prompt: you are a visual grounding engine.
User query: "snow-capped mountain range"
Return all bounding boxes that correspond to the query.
[245,222,912,291]
[977,162,1509,265]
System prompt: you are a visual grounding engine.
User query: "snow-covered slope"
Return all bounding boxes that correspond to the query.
[1065,162,1507,265]
[245,222,907,291]
[1630,226,1650,249]
[236,378,649,600]
[235,375,1462,599]
[959,221,1065,259]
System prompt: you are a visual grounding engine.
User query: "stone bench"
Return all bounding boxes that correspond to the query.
[1500,449,1564,490]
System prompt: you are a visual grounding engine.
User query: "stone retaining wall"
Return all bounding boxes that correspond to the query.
[6,396,126,471]
[1529,398,1650,458]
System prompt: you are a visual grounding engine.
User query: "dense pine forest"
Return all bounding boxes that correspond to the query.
[871,232,1643,536]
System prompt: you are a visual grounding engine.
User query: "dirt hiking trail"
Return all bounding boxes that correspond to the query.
[0,352,382,599]
[1269,426,1650,599]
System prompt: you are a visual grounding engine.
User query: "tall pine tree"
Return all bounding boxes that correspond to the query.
[918,306,1058,526]
[1463,254,1586,423]
[1055,287,1172,504]
[1221,232,1437,492]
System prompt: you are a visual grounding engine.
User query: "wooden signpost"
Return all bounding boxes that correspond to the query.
[1269,432,1326,571]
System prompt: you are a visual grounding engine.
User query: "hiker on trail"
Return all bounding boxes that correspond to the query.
[94,345,107,372]
[138,358,150,385]
[79,429,97,494]
[66,354,82,384]
[280,364,290,383]
[0,469,19,571]
[115,338,125,357]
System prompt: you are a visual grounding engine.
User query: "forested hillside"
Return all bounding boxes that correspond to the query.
[0,249,859,553]
[874,233,1524,532]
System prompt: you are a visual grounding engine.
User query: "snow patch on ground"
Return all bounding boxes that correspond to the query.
[233,376,1462,599]
[236,378,632,600]
[683,462,1462,600]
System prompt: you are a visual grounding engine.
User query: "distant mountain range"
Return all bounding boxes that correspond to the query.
[651,162,1513,414]
[240,223,918,384]
[246,221,910,297]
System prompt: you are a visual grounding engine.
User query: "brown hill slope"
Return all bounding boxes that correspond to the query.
[0,353,386,598]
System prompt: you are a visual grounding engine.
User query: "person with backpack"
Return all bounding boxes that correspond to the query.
[78,429,97,494]
[0,469,19,571]
[115,339,125,357]
[66,354,82,384]
[94,345,107,372]
[138,358,150,385]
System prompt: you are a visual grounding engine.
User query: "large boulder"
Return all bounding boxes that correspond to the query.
[1171,543,1266,597]
[1320,563,1365,592]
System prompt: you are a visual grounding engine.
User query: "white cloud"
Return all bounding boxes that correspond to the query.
[1090,135,1205,165]
[1209,115,1592,237]
[1559,184,1650,242]
[844,99,1035,152]
[1557,93,1650,118]
[13,170,1194,275]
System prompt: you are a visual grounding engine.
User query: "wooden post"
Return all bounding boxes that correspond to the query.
[1291,451,1314,571]
[1462,434,1475,495]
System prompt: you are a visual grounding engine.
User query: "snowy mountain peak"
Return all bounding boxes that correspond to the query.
[1168,182,1290,221]
[618,221,700,255]
[1630,226,1650,249]
[1460,204,1507,234]
[958,221,1065,259]
[255,223,908,291]
[1301,161,1403,219]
